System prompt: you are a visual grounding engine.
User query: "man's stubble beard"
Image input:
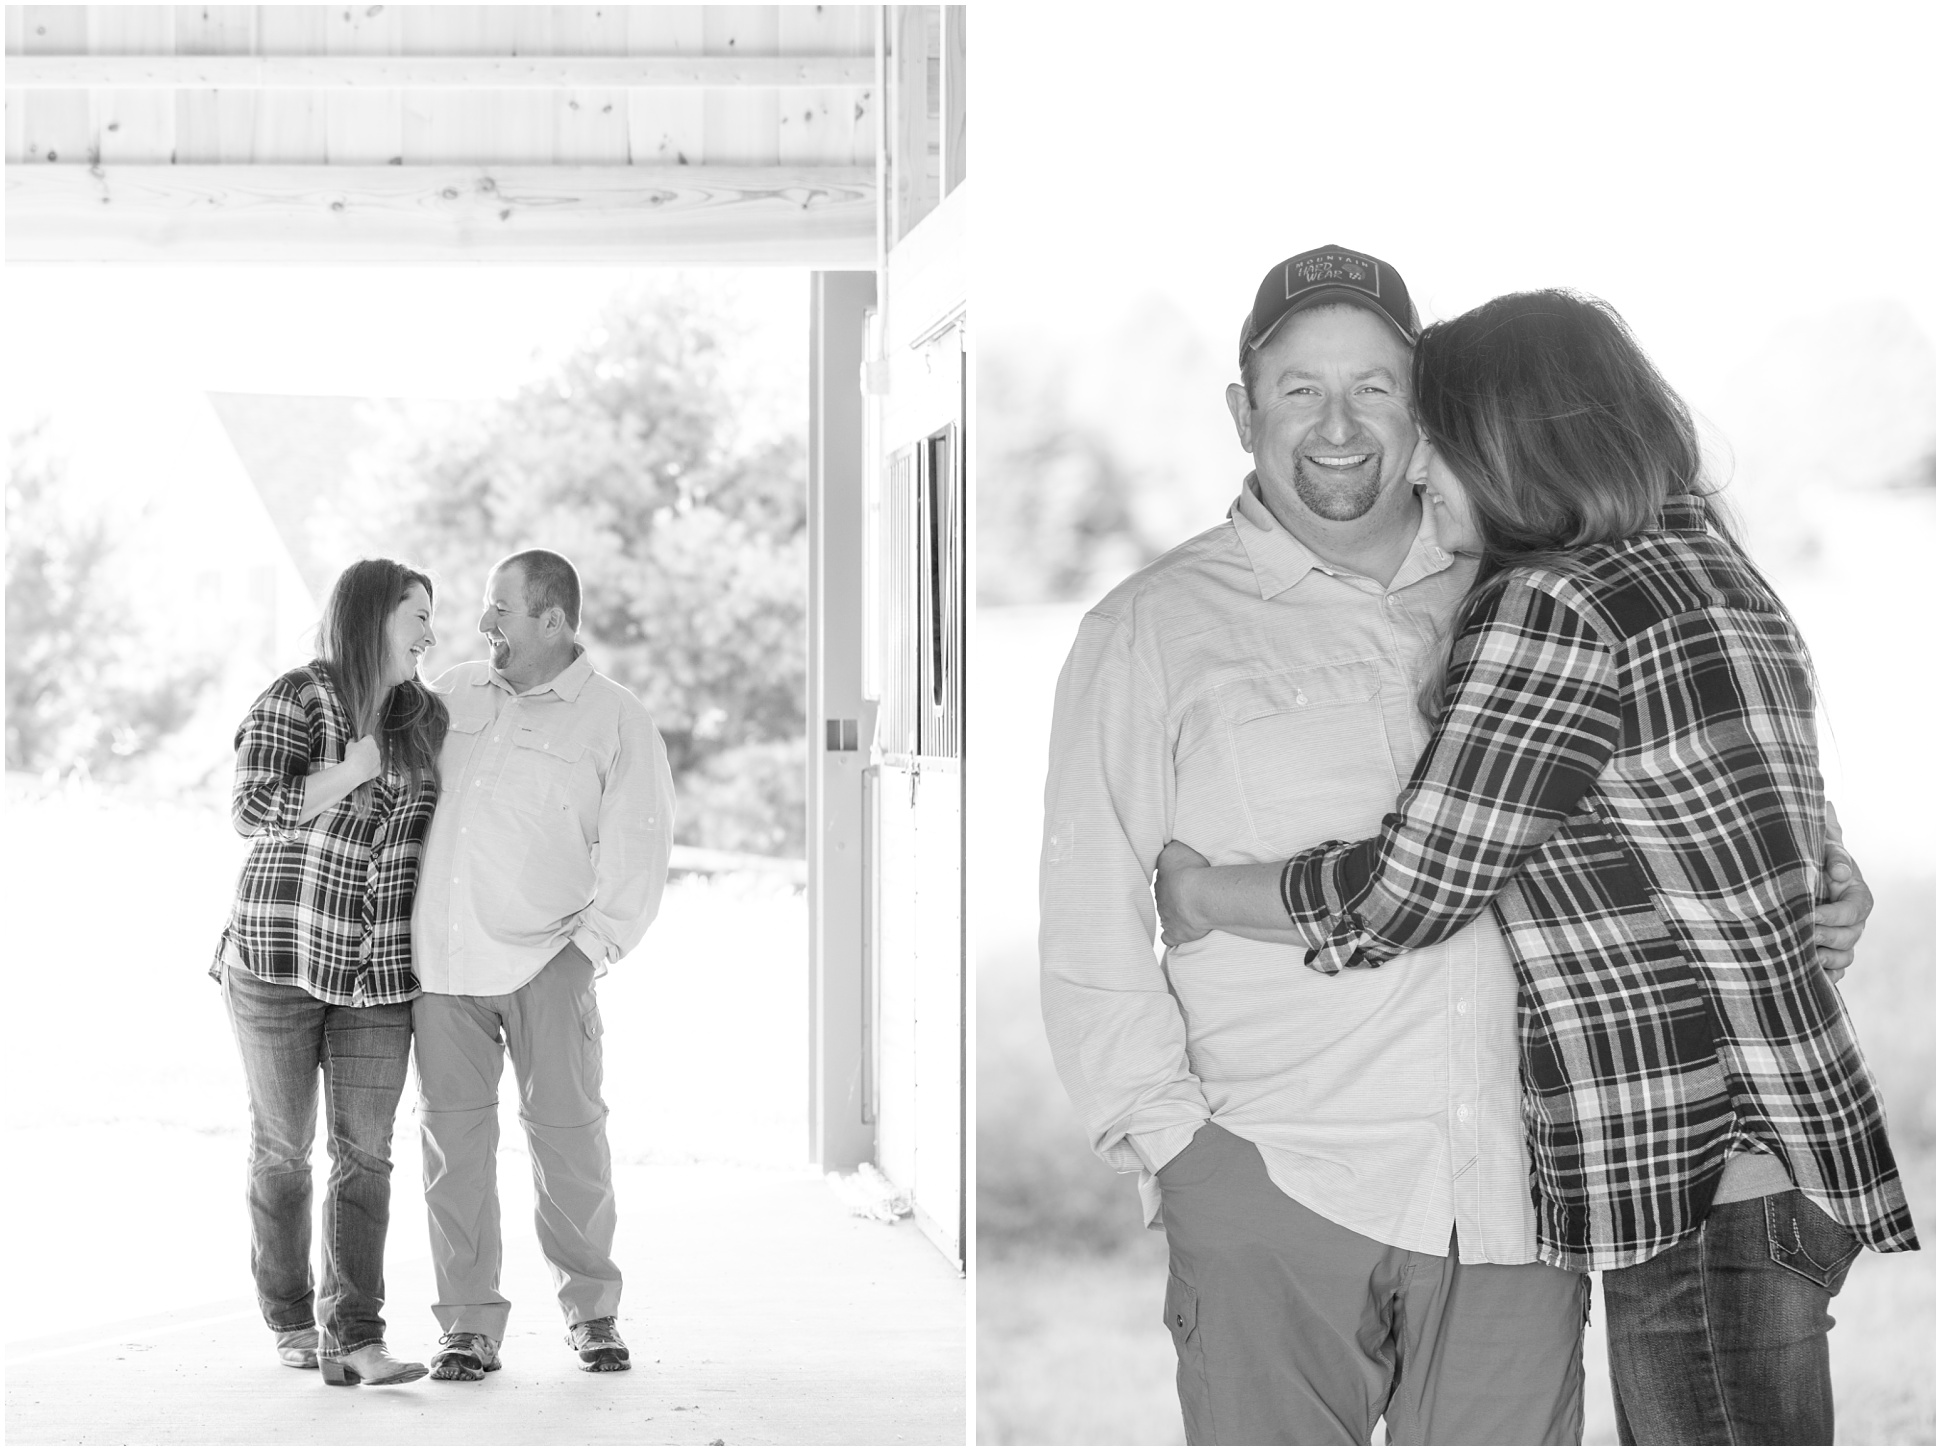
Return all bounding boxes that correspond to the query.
[1291,451,1387,523]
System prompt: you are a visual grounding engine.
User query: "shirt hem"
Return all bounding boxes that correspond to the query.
[214,956,421,1008]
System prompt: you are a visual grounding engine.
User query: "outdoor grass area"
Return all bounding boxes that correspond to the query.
[1,781,809,1347]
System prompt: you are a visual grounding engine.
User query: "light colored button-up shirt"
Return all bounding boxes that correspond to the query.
[1039,477,1537,1265]
[413,648,676,997]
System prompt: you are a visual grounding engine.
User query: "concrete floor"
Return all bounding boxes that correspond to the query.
[5,1162,965,1446]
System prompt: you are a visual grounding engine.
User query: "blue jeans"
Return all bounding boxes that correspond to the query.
[222,965,413,1354]
[1603,1190,1862,1444]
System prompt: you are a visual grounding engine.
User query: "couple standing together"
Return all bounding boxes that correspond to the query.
[1041,247,1917,1443]
[212,549,675,1386]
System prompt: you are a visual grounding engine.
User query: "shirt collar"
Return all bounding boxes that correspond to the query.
[486,644,592,701]
[1230,472,1459,600]
[1658,494,1711,533]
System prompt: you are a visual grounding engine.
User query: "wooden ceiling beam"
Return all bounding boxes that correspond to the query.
[5,55,874,91]
[6,163,875,265]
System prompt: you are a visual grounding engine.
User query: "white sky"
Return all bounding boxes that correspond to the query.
[2,266,808,414]
[977,1,1937,406]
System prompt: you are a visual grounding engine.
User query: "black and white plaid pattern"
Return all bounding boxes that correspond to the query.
[1279,498,1916,1270]
[211,663,436,1007]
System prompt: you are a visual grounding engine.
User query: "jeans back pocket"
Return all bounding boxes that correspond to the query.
[1765,1190,1863,1293]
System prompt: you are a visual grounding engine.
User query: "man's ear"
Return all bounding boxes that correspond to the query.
[1225,381,1256,454]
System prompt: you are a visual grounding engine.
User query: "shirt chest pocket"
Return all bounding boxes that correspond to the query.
[441,716,486,794]
[1217,662,1397,858]
[498,725,586,817]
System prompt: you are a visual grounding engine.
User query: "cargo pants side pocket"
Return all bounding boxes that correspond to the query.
[1164,1271,1215,1445]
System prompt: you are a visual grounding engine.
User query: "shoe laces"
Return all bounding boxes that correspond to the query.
[439,1330,487,1349]
[573,1317,623,1346]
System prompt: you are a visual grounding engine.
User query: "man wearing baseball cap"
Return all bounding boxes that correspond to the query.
[1037,245,1874,1442]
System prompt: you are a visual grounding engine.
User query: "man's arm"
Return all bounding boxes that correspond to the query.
[1039,611,1211,1179]
[1813,801,1872,983]
[568,702,676,968]
[1162,644,1877,979]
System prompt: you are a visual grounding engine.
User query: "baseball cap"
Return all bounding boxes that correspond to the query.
[1238,244,1420,365]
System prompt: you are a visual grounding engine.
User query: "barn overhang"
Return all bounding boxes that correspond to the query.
[5,6,881,265]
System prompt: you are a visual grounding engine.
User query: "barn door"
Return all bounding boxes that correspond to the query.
[869,312,965,1267]
[859,1,966,1270]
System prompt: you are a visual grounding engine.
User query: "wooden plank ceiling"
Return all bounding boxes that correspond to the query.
[4,4,881,264]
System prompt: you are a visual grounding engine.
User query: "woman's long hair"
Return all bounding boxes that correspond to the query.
[316,558,448,810]
[1412,289,1737,712]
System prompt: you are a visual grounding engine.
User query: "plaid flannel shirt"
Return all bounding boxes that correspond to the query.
[1279,497,1916,1271]
[211,662,437,1007]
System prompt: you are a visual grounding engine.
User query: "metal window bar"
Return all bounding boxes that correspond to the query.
[916,420,962,759]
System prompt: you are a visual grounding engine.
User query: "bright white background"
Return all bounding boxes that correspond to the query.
[977,3,1936,385]
[3,266,805,404]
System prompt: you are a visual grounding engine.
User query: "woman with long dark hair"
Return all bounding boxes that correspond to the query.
[211,558,447,1386]
[1155,291,1916,1443]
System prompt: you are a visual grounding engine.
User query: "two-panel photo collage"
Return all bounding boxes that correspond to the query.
[3,4,1933,1446]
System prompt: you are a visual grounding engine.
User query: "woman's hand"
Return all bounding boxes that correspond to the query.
[1155,840,1214,947]
[344,734,382,784]
[295,734,382,824]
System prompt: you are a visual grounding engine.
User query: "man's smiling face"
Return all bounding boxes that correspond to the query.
[477,562,543,678]
[1230,303,1420,536]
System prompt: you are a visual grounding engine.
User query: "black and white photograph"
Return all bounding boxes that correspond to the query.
[8,2,1938,1448]
[4,6,966,1445]
[974,3,1933,1445]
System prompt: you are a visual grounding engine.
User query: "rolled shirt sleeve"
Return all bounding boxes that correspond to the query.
[569,702,677,968]
[1040,611,1211,1180]
[231,674,324,840]
[1283,578,1623,972]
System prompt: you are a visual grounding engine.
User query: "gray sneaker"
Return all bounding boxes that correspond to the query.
[566,1317,630,1373]
[430,1330,502,1382]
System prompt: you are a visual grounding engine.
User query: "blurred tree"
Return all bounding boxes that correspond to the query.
[336,284,807,857]
[977,352,1155,606]
[5,421,221,780]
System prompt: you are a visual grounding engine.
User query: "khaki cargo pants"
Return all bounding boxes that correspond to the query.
[413,952,621,1339]
[1158,1122,1586,1445]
